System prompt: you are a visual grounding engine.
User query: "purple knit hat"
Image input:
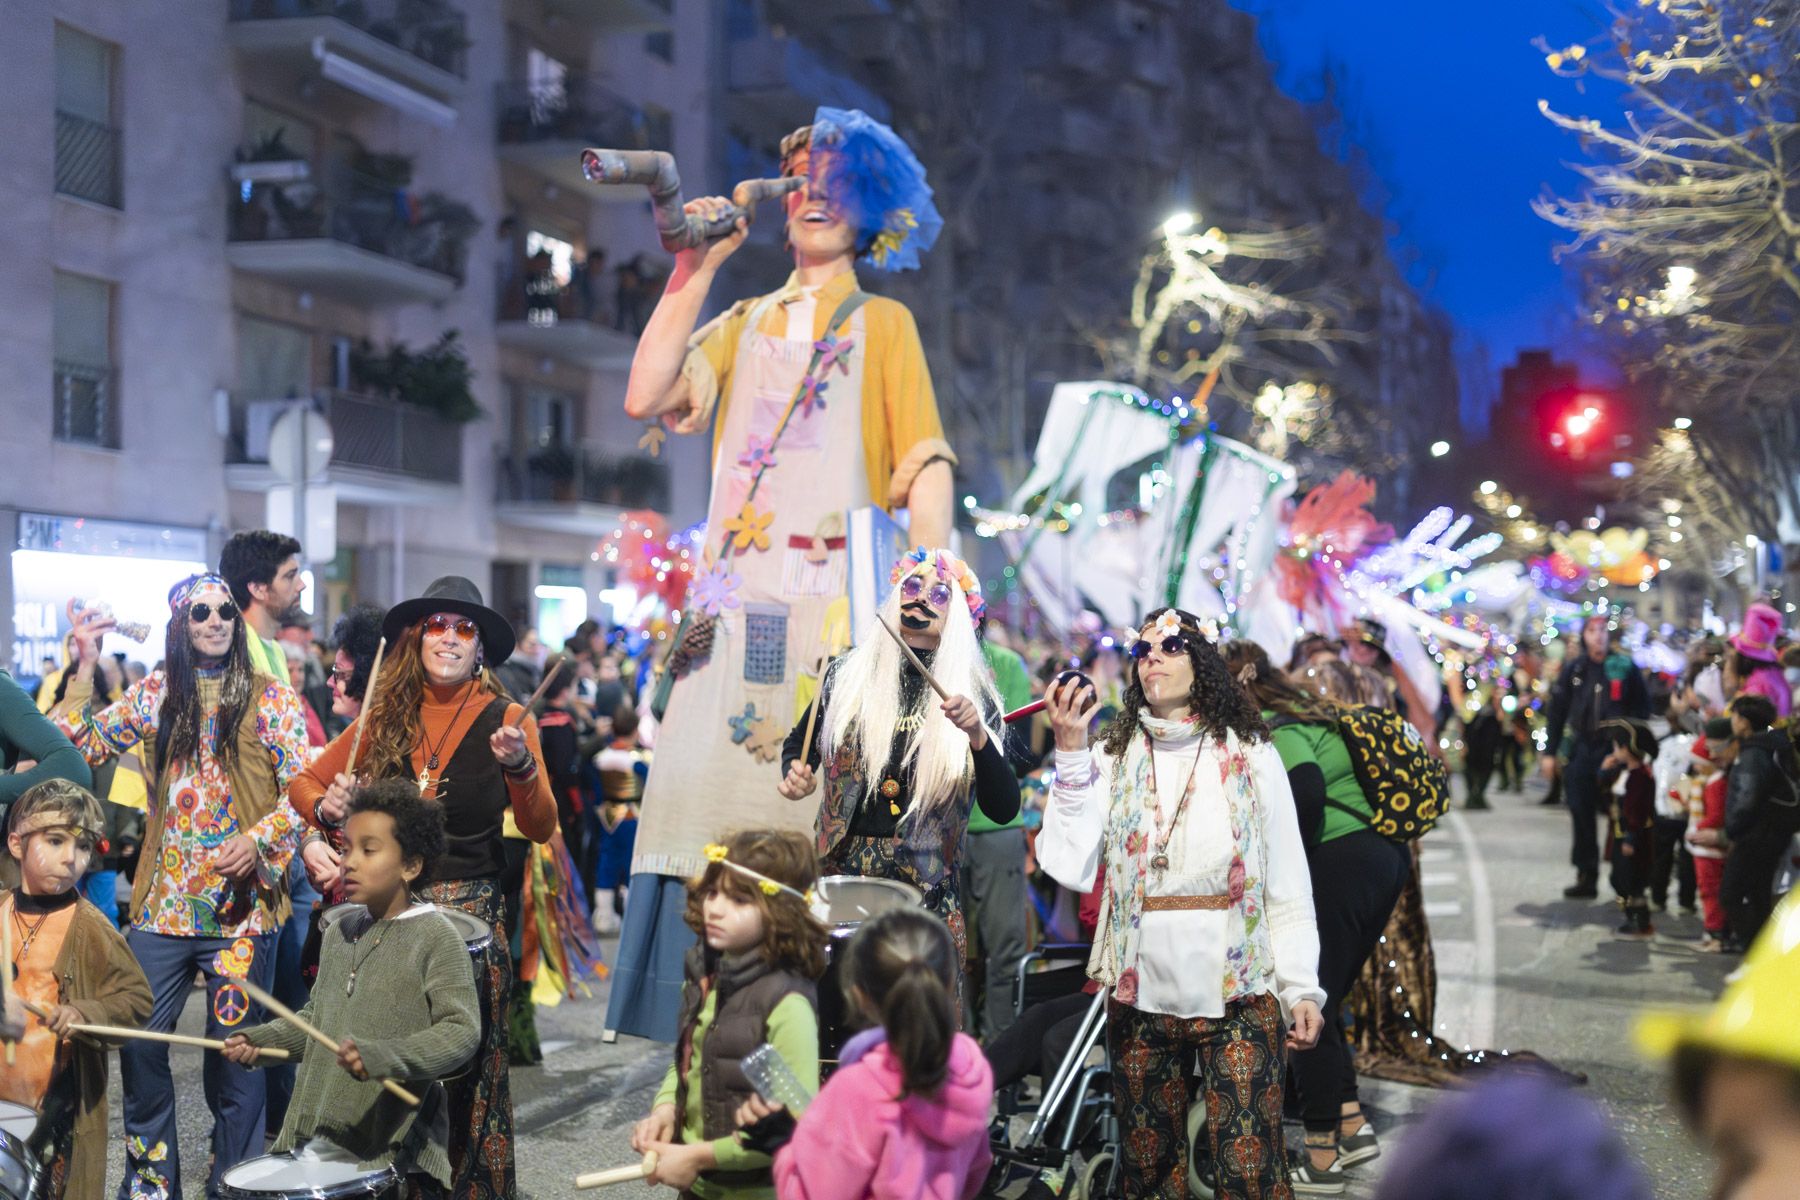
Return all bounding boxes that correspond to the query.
[1376,1074,1653,1200]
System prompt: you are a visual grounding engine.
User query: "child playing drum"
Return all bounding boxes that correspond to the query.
[0,778,152,1199]
[222,780,480,1195]
[632,830,827,1197]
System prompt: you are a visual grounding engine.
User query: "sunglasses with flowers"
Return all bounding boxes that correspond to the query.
[188,601,239,625]
[423,614,479,642]
[899,574,954,611]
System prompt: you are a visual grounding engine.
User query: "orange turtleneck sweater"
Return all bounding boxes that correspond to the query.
[289,679,557,850]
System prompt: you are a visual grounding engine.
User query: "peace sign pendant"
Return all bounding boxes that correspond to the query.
[1151,853,1169,871]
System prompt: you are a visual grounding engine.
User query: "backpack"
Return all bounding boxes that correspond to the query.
[1333,706,1450,841]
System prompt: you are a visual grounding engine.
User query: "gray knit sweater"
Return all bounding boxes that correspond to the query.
[239,903,481,1185]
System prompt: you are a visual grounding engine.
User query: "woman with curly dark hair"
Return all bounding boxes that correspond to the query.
[1038,608,1326,1199]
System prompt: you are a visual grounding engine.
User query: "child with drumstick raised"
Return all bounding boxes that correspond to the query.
[0,778,151,1199]
[632,830,827,1197]
[222,779,479,1194]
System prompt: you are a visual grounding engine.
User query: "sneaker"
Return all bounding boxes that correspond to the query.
[1694,936,1724,953]
[1289,1154,1347,1195]
[1336,1121,1380,1168]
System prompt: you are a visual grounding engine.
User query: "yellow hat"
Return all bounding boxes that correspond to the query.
[1636,892,1800,1069]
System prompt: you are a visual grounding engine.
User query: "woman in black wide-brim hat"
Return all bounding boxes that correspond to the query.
[290,576,555,1198]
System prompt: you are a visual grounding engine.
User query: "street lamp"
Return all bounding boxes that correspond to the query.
[1430,440,1450,457]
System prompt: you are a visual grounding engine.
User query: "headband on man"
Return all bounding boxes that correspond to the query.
[168,572,232,613]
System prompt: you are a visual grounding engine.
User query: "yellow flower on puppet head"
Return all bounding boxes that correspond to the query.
[724,503,774,553]
[868,209,919,268]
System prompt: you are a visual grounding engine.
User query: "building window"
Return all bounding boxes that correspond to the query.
[521,386,575,450]
[242,98,317,163]
[53,271,118,448]
[643,103,674,152]
[54,24,120,208]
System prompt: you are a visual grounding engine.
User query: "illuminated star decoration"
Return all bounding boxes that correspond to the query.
[737,435,778,472]
[724,502,774,553]
[798,334,855,417]
[691,561,742,616]
[637,424,666,457]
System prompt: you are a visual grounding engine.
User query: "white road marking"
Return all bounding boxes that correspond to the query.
[1420,872,1460,888]
[1444,809,1498,1048]
[1423,901,1463,917]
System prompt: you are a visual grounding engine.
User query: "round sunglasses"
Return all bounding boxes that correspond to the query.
[899,574,953,611]
[188,601,239,624]
[1129,634,1188,661]
[423,614,479,642]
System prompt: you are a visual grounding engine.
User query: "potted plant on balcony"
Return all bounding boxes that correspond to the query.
[527,443,579,503]
[348,330,481,424]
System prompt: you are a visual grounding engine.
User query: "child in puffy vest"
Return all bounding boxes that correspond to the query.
[738,908,995,1200]
[633,830,826,1199]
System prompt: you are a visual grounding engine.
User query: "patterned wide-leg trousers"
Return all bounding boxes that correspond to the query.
[1107,992,1293,1200]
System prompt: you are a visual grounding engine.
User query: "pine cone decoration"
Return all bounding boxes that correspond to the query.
[669,614,717,679]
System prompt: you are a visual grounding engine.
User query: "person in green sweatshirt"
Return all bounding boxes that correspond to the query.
[632,829,827,1199]
[962,636,1034,1039]
[222,779,480,1194]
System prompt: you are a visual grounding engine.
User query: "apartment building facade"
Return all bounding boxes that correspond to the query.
[1,0,722,672]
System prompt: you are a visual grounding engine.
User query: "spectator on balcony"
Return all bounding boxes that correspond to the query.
[614,253,662,336]
[609,108,955,1044]
[573,247,613,326]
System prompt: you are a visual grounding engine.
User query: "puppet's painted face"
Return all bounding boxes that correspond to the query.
[784,147,858,263]
[896,562,951,648]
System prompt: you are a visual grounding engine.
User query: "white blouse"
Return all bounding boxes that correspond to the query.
[1038,727,1325,1021]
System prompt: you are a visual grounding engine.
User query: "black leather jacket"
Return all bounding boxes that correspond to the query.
[1724,729,1800,841]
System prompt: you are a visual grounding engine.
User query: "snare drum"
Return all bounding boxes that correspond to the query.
[319,903,495,1076]
[0,1100,36,1200]
[813,876,922,1067]
[217,1152,400,1199]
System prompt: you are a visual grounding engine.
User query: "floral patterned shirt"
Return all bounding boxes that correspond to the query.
[62,668,308,937]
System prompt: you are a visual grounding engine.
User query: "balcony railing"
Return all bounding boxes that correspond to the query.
[231,391,462,483]
[53,359,119,448]
[496,76,669,152]
[228,172,472,283]
[228,0,469,78]
[55,111,121,208]
[497,445,671,512]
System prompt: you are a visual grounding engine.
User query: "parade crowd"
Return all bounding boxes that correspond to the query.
[1,102,1797,1200]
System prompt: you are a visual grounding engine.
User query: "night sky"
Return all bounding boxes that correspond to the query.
[1237,1,1627,427]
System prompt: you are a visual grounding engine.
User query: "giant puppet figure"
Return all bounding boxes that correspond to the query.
[610,109,954,1040]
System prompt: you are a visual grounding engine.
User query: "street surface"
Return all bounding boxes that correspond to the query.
[105,773,1720,1197]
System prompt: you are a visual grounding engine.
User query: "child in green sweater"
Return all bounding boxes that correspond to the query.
[222,779,479,1194]
[632,830,827,1199]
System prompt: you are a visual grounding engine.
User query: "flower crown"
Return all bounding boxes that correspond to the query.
[702,843,816,904]
[890,547,987,622]
[1135,609,1221,644]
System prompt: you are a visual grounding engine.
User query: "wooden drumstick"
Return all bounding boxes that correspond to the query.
[16,1000,290,1058]
[238,978,419,1106]
[508,653,566,727]
[344,636,388,777]
[874,613,949,701]
[575,1152,658,1189]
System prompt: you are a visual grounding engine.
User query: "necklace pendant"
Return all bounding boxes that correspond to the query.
[345,971,356,998]
[1151,853,1169,871]
[417,768,432,793]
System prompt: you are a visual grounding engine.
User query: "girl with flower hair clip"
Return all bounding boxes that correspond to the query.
[1037,608,1328,1199]
[632,829,827,1198]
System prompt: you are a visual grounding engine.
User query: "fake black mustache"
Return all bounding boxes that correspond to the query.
[899,601,935,629]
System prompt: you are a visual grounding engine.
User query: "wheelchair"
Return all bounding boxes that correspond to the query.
[983,945,1215,1200]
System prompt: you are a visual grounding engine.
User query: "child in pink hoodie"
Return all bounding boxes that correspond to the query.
[742,909,994,1200]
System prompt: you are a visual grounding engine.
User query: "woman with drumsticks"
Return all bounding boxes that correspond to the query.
[777,548,1019,995]
[288,576,556,1198]
[1036,608,1326,1200]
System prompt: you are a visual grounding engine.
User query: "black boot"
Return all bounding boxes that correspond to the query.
[1563,871,1599,899]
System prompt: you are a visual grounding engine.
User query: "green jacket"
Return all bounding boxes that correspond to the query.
[968,642,1031,834]
[0,669,90,808]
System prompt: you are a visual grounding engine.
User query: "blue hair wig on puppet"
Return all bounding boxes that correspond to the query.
[807,107,942,273]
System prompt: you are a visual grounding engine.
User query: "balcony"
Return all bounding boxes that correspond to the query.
[227,0,467,126]
[496,76,670,194]
[227,392,463,499]
[496,444,672,533]
[496,269,638,370]
[54,112,121,209]
[765,0,890,22]
[227,173,473,304]
[540,0,673,35]
[53,360,119,449]
[726,33,888,135]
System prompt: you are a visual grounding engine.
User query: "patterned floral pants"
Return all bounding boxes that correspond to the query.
[1107,992,1293,1200]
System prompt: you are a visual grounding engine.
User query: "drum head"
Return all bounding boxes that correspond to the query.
[0,1100,36,1142]
[322,903,492,951]
[815,876,922,928]
[220,1152,397,1196]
